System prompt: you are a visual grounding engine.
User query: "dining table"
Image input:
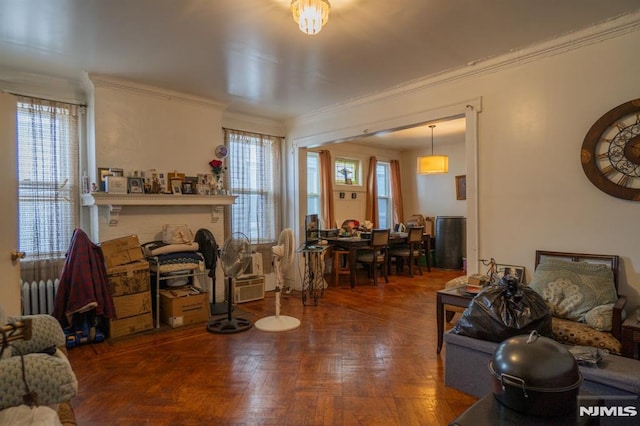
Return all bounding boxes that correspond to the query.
[323,231,431,288]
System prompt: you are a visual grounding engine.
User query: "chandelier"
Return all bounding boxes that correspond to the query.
[417,125,449,174]
[291,0,331,35]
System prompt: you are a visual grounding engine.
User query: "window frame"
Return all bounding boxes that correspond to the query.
[226,129,282,245]
[17,98,81,261]
[376,161,392,229]
[334,157,360,186]
[307,151,320,216]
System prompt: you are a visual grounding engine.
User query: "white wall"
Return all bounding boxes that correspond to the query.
[402,137,467,219]
[287,25,640,308]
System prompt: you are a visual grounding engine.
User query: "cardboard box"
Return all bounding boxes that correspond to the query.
[112,291,152,319]
[160,288,209,328]
[108,312,153,339]
[101,235,144,269]
[107,260,150,296]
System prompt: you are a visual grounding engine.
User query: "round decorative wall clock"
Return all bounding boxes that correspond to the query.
[215,144,228,159]
[581,98,640,201]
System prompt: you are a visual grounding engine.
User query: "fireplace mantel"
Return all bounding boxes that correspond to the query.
[82,193,237,225]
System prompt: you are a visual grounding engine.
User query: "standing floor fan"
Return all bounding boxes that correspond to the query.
[255,228,300,332]
[194,228,231,315]
[206,232,253,334]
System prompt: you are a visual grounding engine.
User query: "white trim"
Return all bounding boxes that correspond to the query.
[288,10,640,129]
[88,73,227,110]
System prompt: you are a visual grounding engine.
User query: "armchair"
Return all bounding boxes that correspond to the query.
[529,250,626,354]
[0,307,77,424]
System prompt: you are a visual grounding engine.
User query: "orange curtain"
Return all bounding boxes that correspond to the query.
[390,160,404,225]
[318,150,336,229]
[365,156,379,228]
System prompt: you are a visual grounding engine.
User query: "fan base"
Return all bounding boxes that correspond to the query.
[206,317,252,334]
[254,315,301,332]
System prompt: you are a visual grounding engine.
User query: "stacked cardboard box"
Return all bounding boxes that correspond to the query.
[159,287,209,328]
[102,235,154,338]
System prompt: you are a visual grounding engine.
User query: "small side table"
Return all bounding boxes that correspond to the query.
[621,307,640,359]
[436,285,474,354]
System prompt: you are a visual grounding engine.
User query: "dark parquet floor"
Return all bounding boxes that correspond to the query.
[66,267,477,425]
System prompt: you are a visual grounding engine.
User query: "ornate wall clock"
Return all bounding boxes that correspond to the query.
[581,98,640,201]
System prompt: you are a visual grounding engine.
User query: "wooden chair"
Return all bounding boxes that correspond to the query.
[388,226,424,277]
[356,229,390,286]
[332,248,350,285]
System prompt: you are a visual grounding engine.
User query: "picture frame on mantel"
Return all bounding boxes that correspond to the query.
[456,175,466,200]
[97,167,111,192]
[171,179,183,195]
[127,177,144,194]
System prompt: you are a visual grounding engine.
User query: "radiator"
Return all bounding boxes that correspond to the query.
[21,279,59,315]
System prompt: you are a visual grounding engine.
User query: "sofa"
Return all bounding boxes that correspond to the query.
[0,306,77,425]
[443,250,640,400]
[444,330,640,398]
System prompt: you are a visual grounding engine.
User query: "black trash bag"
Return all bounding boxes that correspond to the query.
[451,276,553,342]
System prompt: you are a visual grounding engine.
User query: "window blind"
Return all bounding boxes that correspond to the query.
[17,97,81,260]
[225,129,282,244]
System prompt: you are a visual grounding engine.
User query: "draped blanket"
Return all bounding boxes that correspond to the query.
[53,228,115,328]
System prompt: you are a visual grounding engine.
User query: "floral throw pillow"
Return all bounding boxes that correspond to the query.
[529,258,617,323]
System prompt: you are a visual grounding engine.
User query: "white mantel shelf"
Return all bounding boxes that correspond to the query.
[82,193,237,225]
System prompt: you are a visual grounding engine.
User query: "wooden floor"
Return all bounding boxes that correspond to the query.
[67,268,478,425]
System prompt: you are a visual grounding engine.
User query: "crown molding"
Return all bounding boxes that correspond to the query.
[289,10,640,128]
[88,73,227,110]
[0,68,86,105]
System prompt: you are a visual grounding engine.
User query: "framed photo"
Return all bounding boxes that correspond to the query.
[456,175,466,200]
[127,177,144,194]
[97,167,112,192]
[105,176,127,194]
[170,179,183,195]
[181,181,194,194]
[167,171,186,182]
[496,264,525,284]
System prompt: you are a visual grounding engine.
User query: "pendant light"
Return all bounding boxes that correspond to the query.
[417,124,448,174]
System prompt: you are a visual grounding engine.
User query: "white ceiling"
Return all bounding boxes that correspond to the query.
[1,0,639,124]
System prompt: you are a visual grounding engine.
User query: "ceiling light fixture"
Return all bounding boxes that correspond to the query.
[291,0,331,35]
[417,124,449,174]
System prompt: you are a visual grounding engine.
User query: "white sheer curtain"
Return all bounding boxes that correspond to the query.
[17,96,83,282]
[224,128,282,245]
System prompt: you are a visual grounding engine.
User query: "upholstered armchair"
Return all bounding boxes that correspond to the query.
[529,250,626,354]
[0,306,78,423]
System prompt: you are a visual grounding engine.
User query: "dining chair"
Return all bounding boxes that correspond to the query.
[356,229,390,286]
[388,226,424,277]
[332,248,351,285]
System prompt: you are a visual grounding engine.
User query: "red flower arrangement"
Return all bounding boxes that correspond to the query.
[209,159,227,176]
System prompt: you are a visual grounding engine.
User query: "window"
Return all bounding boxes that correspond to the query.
[17,97,81,260]
[307,152,320,215]
[335,157,359,185]
[226,129,282,244]
[377,161,392,229]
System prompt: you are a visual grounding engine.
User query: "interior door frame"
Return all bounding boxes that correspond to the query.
[287,98,481,288]
[0,91,21,316]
